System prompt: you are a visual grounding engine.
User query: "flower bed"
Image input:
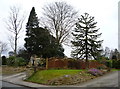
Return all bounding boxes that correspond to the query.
[48,71,96,85]
[88,68,103,76]
[47,68,109,85]
[26,68,110,85]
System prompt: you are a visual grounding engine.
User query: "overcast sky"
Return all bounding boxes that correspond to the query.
[0,0,119,57]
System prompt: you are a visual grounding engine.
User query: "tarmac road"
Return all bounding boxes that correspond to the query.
[75,71,119,87]
[1,81,35,89]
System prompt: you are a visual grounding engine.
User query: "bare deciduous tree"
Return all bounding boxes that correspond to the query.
[5,6,25,56]
[40,2,78,44]
[0,41,7,57]
[104,47,110,58]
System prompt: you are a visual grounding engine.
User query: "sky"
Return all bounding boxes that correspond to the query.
[0,0,119,57]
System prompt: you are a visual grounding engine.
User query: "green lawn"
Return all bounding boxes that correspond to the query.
[111,69,120,71]
[26,69,85,84]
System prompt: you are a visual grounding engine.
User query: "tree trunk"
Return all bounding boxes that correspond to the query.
[46,58,48,70]
[85,29,89,69]
[14,34,17,56]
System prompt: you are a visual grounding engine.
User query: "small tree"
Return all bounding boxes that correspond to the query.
[111,49,119,60]
[71,13,103,68]
[0,41,7,57]
[6,6,25,56]
[104,47,110,58]
[17,48,30,64]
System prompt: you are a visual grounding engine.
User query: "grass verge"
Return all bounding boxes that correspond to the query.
[111,68,120,71]
[26,69,86,84]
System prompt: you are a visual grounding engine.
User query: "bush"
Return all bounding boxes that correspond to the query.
[2,56,7,65]
[37,58,46,67]
[112,60,120,69]
[6,56,16,66]
[88,68,103,76]
[97,65,107,70]
[14,57,26,66]
[105,60,113,68]
[17,48,30,64]
[6,56,26,66]
[99,60,120,69]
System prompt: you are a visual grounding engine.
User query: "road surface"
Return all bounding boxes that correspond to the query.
[1,81,35,89]
[75,71,119,87]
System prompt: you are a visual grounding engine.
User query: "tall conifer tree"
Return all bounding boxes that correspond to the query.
[24,7,64,58]
[26,7,39,29]
[71,13,103,68]
[25,7,39,56]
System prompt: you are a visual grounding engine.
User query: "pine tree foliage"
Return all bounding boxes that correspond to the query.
[25,7,64,58]
[24,27,64,58]
[26,7,39,29]
[71,13,103,61]
[25,7,39,56]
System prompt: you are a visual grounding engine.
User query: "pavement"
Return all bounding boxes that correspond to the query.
[1,71,119,88]
[2,72,49,88]
[0,73,2,89]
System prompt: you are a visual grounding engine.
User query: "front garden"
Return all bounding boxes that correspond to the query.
[24,57,120,85]
[26,69,85,84]
[25,68,110,85]
[1,56,120,85]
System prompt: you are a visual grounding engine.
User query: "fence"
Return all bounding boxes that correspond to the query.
[47,58,68,69]
[47,58,104,69]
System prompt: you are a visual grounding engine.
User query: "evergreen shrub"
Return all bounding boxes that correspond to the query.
[112,60,120,69]
[7,56,26,66]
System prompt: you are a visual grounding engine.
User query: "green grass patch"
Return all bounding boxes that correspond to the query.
[111,69,120,71]
[26,69,85,84]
